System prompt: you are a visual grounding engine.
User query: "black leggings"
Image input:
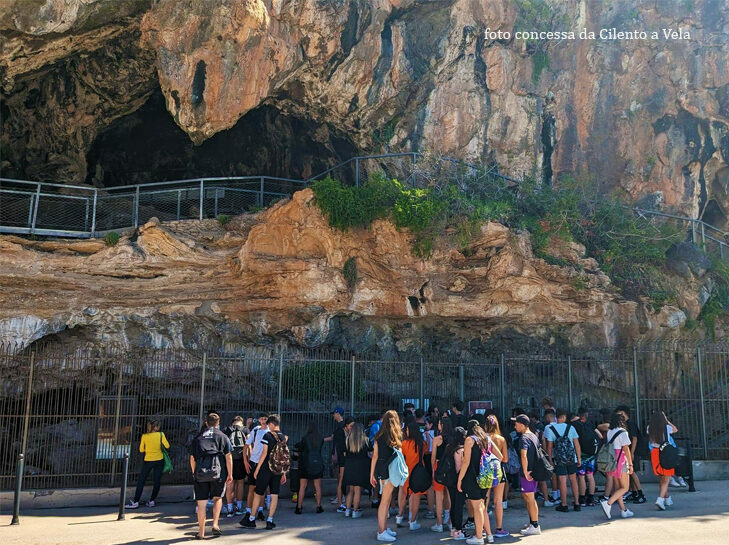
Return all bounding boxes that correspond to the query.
[447,485,466,531]
[134,459,164,502]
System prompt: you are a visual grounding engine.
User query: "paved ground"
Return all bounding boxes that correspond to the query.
[1,481,726,545]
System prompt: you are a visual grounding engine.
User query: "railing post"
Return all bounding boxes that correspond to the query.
[701,222,706,246]
[259,177,265,208]
[176,189,182,220]
[117,452,129,521]
[567,355,573,414]
[110,358,124,486]
[11,453,24,525]
[214,189,219,217]
[26,194,34,228]
[21,352,35,465]
[84,197,90,231]
[350,356,356,417]
[499,354,506,424]
[199,179,204,220]
[30,183,41,233]
[277,353,284,416]
[633,346,641,429]
[458,363,464,402]
[90,189,98,236]
[696,346,709,459]
[691,221,697,244]
[198,352,207,426]
[419,357,424,409]
[133,186,140,229]
[355,158,360,187]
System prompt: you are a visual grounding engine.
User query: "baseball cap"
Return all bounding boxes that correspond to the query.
[331,407,344,415]
[511,414,530,426]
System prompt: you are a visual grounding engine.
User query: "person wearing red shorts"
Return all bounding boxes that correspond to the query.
[647,411,678,510]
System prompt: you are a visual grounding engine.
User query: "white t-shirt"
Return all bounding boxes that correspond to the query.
[606,428,631,449]
[246,425,268,463]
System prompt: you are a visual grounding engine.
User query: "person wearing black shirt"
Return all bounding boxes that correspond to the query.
[189,413,233,540]
[240,414,287,530]
[514,414,541,536]
[325,409,353,512]
[450,401,467,430]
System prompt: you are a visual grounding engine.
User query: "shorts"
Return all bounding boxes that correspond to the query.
[554,462,578,476]
[299,468,324,480]
[194,480,226,500]
[520,476,538,494]
[247,462,258,485]
[651,449,675,477]
[608,449,627,479]
[432,461,445,493]
[232,459,247,481]
[461,470,487,500]
[578,458,595,476]
[255,469,282,496]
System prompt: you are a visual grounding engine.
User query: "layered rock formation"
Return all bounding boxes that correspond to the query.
[0,189,697,353]
[2,0,729,226]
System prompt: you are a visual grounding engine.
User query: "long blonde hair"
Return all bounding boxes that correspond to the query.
[375,410,402,449]
[346,423,368,453]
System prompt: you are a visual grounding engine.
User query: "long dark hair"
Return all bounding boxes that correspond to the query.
[467,419,490,451]
[648,411,668,445]
[440,416,455,445]
[405,421,424,454]
[444,426,467,457]
[305,421,321,445]
[609,411,626,430]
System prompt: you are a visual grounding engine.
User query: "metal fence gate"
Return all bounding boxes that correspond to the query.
[1,342,728,491]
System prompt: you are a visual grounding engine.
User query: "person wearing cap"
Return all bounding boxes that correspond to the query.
[513,414,541,536]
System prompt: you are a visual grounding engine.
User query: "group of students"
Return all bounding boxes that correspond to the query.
[127,399,685,542]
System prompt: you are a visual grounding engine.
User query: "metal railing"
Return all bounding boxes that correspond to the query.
[1,341,728,490]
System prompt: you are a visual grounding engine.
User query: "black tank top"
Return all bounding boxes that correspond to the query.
[435,440,446,461]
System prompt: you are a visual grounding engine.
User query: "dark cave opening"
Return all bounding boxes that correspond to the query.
[85,89,358,187]
[701,199,728,231]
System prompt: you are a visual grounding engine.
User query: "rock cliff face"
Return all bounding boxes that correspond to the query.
[2,0,729,226]
[0,189,695,353]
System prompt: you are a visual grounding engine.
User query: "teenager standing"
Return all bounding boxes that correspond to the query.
[430,417,453,533]
[127,419,170,509]
[370,410,403,542]
[599,412,635,520]
[513,414,541,536]
[647,411,678,510]
[544,409,582,512]
[295,421,325,514]
[446,426,468,540]
[484,416,509,538]
[343,422,372,518]
[243,412,269,521]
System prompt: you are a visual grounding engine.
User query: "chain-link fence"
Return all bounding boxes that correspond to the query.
[1,341,728,491]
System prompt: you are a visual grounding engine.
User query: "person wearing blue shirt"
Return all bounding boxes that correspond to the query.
[544,409,582,512]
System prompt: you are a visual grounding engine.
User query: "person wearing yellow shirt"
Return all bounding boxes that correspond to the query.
[127,420,170,509]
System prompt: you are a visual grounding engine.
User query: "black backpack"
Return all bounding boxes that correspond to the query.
[549,423,576,465]
[409,449,432,493]
[658,442,679,470]
[529,435,554,481]
[306,437,324,475]
[229,428,246,460]
[434,453,458,487]
[576,421,599,456]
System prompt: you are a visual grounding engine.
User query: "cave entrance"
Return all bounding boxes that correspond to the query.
[701,199,728,232]
[85,89,358,188]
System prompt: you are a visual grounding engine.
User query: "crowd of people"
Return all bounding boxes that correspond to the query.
[128,398,687,541]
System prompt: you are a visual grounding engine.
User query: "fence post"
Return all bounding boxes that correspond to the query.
[691,222,696,244]
[696,346,709,459]
[133,186,140,229]
[90,189,98,236]
[84,198,90,232]
[419,357,424,409]
[259,177,265,207]
[701,222,706,246]
[177,189,182,220]
[117,453,129,521]
[214,189,219,217]
[567,355,573,414]
[277,353,284,416]
[199,179,204,220]
[355,158,360,187]
[10,453,23,525]
[458,363,464,402]
[110,358,124,486]
[26,194,34,228]
[30,183,41,233]
[350,356,356,416]
[198,352,207,426]
[499,354,506,424]
[632,346,641,428]
[20,352,35,464]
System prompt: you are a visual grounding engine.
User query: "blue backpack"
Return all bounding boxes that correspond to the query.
[388,448,409,487]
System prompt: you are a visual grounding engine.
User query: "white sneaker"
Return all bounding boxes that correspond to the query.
[621,508,634,518]
[544,499,559,507]
[520,525,541,536]
[352,509,362,518]
[677,476,688,487]
[466,537,485,545]
[396,515,405,527]
[329,497,339,505]
[345,508,352,517]
[487,535,495,543]
[146,500,155,507]
[669,477,681,488]
[126,501,139,509]
[502,501,508,510]
[409,521,421,531]
[600,500,612,520]
[430,523,443,532]
[666,496,673,506]
[452,530,468,540]
[655,497,666,510]
[377,530,397,542]
[386,528,397,537]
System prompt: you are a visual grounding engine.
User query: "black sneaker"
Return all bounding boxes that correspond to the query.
[371,500,380,509]
[211,527,222,536]
[555,505,569,513]
[573,504,581,512]
[257,510,266,521]
[633,494,646,504]
[623,491,635,502]
[316,505,324,513]
[239,518,256,529]
[295,506,302,515]
[265,521,276,530]
[578,495,586,506]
